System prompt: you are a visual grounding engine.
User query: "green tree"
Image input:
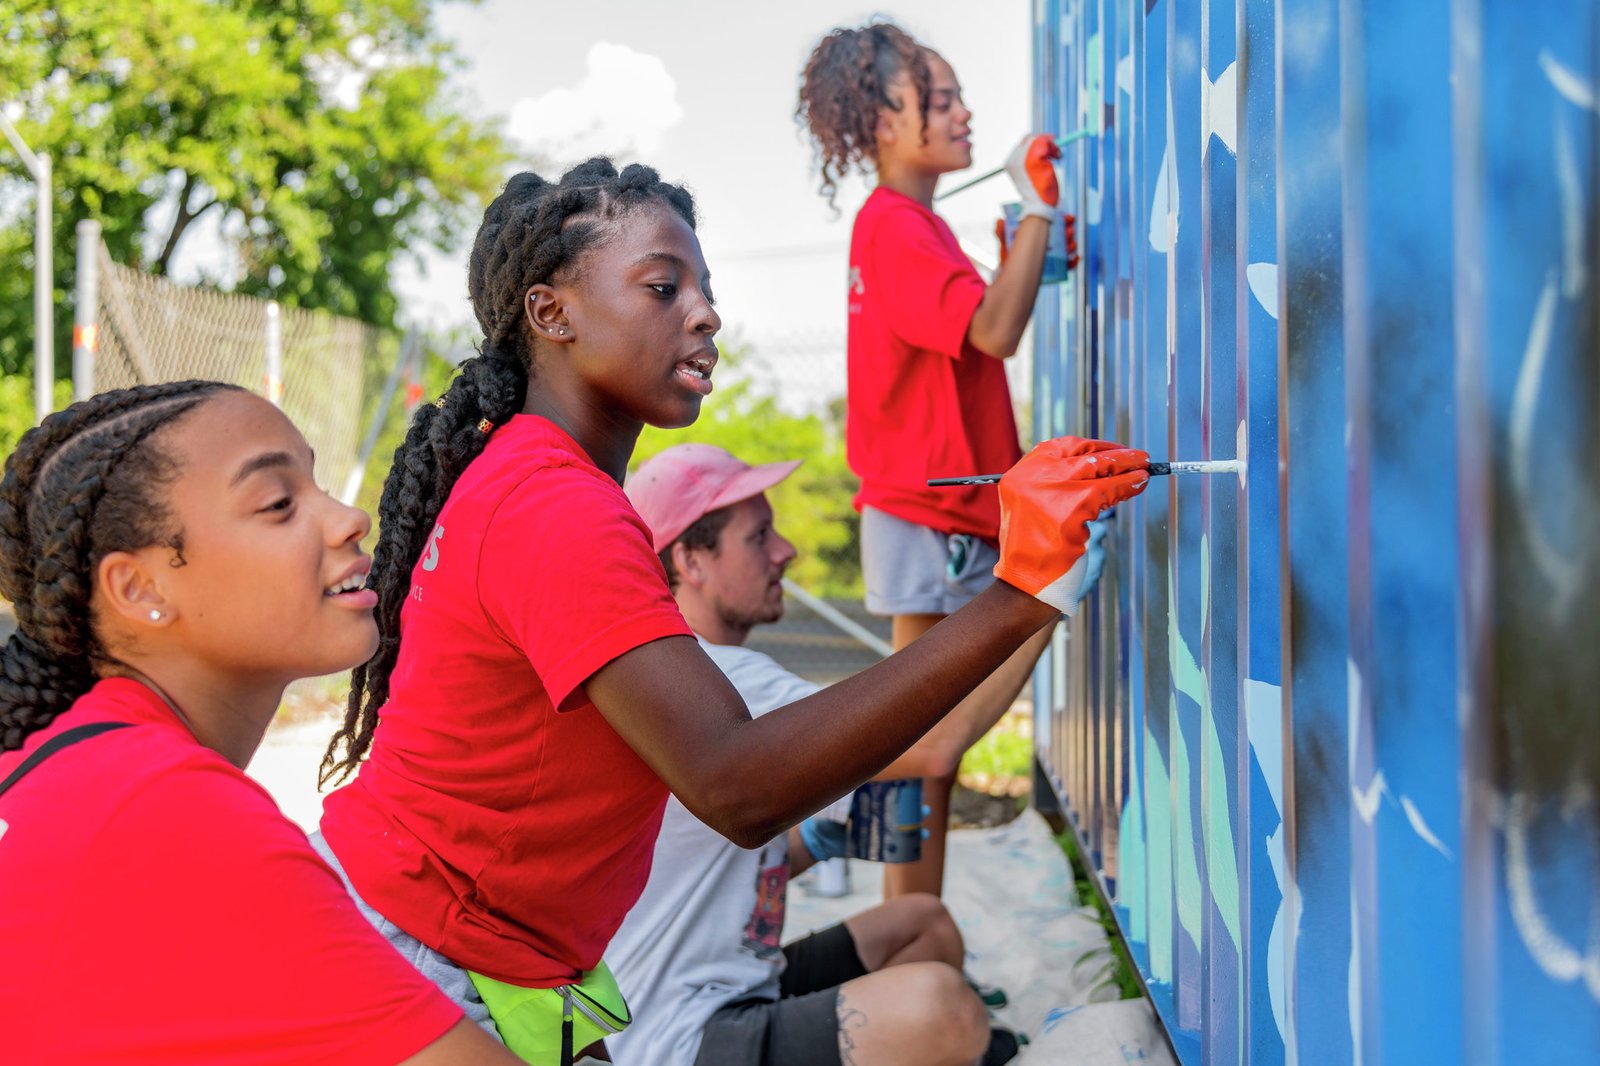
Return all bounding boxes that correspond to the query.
[0,0,510,376]
[632,347,863,597]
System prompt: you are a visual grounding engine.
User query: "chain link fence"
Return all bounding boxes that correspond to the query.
[79,230,404,503]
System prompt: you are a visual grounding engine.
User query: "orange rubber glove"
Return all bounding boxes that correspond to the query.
[993,437,1151,614]
[1004,133,1062,222]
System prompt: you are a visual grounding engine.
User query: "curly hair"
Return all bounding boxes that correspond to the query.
[796,21,932,209]
[0,380,243,750]
[319,157,699,788]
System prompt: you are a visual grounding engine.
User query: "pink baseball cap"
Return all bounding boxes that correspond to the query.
[627,444,802,554]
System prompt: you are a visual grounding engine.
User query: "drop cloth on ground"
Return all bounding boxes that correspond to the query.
[788,810,1175,1064]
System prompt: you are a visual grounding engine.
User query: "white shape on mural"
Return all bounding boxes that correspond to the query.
[1501,789,1600,1001]
[1149,143,1173,252]
[1348,658,1457,859]
[1540,49,1599,113]
[1399,797,1453,860]
[1117,53,1136,98]
[1236,419,1250,488]
[1203,61,1239,160]
[1247,262,1279,320]
[1150,77,1180,256]
[1510,271,1581,615]
[1246,677,1295,1059]
[1555,114,1587,298]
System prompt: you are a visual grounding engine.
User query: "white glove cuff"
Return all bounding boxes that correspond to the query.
[1017,202,1061,224]
[1031,554,1087,615]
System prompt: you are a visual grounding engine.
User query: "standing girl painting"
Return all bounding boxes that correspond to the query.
[798,21,1076,900]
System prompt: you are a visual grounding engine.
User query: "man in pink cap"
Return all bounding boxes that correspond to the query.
[607,443,1021,1066]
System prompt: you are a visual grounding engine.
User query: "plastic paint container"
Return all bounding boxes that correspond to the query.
[1001,201,1073,284]
[847,778,924,863]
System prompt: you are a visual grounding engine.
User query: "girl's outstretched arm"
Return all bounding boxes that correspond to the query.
[586,581,1055,848]
[587,437,1149,848]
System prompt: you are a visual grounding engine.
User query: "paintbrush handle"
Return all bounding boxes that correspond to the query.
[927,459,1236,486]
[933,129,1096,201]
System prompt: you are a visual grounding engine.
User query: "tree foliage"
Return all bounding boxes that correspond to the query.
[0,0,510,376]
[632,347,863,597]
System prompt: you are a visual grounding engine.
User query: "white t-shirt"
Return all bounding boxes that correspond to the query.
[606,639,822,1066]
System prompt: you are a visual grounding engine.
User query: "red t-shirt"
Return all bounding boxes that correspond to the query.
[847,186,1023,541]
[321,415,693,987]
[0,678,461,1065]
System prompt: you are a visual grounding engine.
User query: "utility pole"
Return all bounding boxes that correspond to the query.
[0,105,53,424]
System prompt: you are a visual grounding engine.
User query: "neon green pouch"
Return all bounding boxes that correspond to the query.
[469,961,630,1066]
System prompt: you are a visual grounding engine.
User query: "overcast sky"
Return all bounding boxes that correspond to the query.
[386,0,1036,406]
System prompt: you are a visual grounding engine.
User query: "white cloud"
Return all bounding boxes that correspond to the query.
[507,43,683,160]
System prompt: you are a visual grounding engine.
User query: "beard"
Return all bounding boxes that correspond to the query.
[716,592,785,634]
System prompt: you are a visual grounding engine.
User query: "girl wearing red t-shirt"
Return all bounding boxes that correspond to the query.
[316,157,1144,1065]
[797,22,1070,899]
[0,382,516,1064]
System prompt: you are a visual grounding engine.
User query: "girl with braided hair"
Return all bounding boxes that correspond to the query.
[797,22,1076,902]
[0,382,517,1063]
[314,156,1147,1065]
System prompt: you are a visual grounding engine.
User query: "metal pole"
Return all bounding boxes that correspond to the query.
[32,154,52,423]
[2,108,55,423]
[780,577,893,659]
[72,219,100,401]
[340,331,417,505]
[264,300,283,406]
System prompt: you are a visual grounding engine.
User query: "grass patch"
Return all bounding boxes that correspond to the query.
[957,709,1032,796]
[1053,824,1145,1001]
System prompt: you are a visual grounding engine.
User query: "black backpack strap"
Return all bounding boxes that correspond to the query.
[0,721,134,800]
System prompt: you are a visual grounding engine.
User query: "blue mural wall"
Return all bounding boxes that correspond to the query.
[1027,2,1600,1062]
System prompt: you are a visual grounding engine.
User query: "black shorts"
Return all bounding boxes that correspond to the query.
[693,923,870,1066]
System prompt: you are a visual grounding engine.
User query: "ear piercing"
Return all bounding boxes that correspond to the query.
[557,328,567,336]
[148,609,162,621]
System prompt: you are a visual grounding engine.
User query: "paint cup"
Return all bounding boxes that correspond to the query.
[810,856,851,897]
[847,779,924,864]
[1001,202,1073,284]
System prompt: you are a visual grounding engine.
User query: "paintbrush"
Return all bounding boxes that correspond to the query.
[927,459,1243,487]
[933,129,1096,202]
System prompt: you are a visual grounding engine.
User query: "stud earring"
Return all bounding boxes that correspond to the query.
[557,328,567,336]
[148,609,162,622]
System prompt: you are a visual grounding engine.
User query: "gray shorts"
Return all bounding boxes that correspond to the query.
[308,831,499,1038]
[860,506,998,617]
[693,923,868,1066]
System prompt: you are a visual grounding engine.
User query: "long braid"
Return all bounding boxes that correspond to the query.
[0,380,242,750]
[796,21,932,209]
[320,157,698,787]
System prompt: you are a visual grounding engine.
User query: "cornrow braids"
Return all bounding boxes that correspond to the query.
[796,21,932,210]
[319,156,699,787]
[0,380,243,750]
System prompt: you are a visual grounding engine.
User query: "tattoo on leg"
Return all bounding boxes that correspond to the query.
[836,991,868,1066]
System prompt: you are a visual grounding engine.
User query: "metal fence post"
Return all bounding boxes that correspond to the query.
[340,330,418,505]
[0,106,53,422]
[72,219,100,401]
[33,153,52,422]
[264,300,283,406]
